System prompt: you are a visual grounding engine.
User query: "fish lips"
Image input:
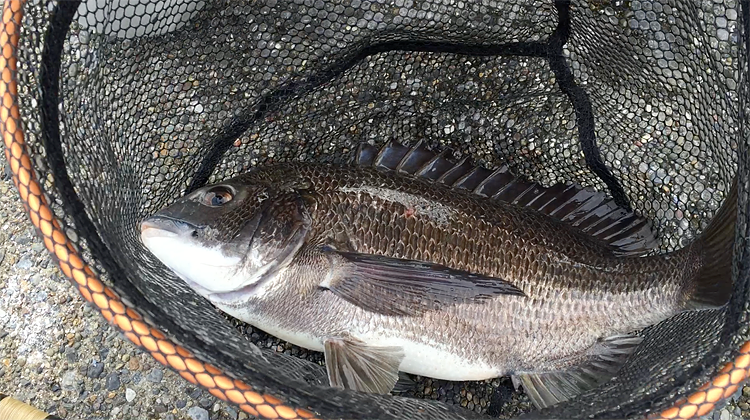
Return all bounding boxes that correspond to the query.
[140,212,261,249]
[143,197,220,230]
[140,215,200,238]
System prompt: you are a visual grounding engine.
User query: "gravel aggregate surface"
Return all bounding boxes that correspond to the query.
[0,147,749,420]
[0,153,247,420]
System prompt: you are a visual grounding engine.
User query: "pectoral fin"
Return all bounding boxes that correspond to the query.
[320,248,525,316]
[512,334,643,409]
[324,336,405,394]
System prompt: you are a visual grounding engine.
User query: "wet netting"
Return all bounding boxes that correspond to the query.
[2,0,749,418]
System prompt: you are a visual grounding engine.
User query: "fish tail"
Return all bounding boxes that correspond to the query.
[685,177,738,310]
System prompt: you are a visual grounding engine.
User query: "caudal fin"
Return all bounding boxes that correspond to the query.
[686,178,738,310]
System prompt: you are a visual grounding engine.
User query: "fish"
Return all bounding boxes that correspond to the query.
[139,141,737,409]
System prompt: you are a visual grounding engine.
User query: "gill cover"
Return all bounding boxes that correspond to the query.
[233,190,312,297]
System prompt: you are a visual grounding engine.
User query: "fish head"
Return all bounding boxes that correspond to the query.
[140,177,311,302]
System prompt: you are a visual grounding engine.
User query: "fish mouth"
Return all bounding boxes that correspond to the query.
[140,215,200,238]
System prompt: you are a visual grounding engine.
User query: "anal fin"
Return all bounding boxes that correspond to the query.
[324,336,405,395]
[512,334,643,409]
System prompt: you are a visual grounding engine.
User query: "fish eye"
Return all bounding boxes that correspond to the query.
[202,186,234,207]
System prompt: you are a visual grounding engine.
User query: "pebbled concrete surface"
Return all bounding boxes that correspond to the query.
[0,153,246,420]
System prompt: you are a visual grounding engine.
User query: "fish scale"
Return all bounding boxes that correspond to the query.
[141,141,736,409]
[254,163,686,322]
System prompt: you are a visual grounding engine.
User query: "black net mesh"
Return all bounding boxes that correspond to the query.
[13,0,750,418]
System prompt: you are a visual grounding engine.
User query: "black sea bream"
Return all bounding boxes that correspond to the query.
[140,141,736,408]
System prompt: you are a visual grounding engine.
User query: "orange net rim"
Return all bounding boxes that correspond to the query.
[0,1,747,419]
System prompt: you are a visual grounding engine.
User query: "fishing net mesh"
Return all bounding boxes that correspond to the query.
[6,0,750,418]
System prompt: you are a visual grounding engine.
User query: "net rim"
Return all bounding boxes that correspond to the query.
[0,1,319,419]
[1,0,747,419]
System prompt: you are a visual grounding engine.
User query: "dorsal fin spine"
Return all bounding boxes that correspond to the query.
[352,140,656,256]
[396,140,422,173]
[548,193,584,217]
[528,193,557,210]
[374,141,393,168]
[539,185,578,213]
[473,168,505,195]
[514,184,540,205]
[452,167,479,188]
[437,157,468,184]
[600,220,640,240]
[416,155,440,177]
[564,197,599,223]
[354,143,368,165]
[416,149,450,178]
[490,182,514,200]
[588,209,627,235]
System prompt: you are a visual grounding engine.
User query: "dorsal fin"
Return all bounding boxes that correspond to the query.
[352,141,656,256]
